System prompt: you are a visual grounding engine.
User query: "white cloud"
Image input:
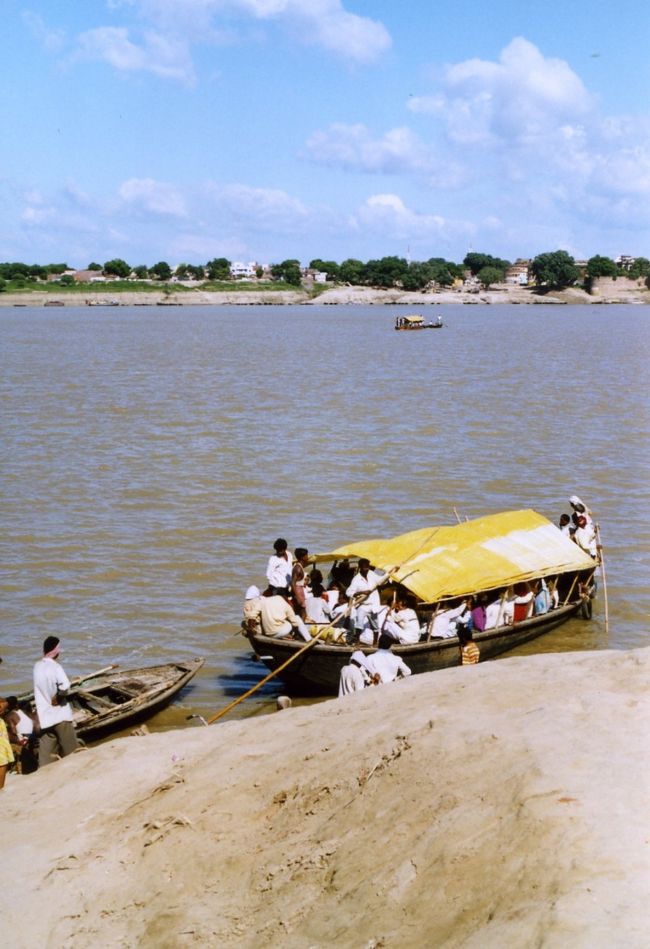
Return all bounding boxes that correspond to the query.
[351,194,471,251]
[66,0,390,81]
[410,37,593,146]
[118,178,188,216]
[305,123,466,187]
[213,183,308,228]
[73,27,195,82]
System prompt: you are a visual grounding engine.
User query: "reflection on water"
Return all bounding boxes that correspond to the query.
[1,304,648,727]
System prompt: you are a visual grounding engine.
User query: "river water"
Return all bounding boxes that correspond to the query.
[1,304,648,728]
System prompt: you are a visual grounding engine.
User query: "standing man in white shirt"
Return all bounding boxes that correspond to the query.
[266,538,293,594]
[346,559,388,642]
[33,636,79,767]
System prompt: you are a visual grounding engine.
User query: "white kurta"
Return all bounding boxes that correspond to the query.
[33,658,74,729]
[366,649,411,683]
[266,552,293,589]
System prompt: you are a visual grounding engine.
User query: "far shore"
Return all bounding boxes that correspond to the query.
[1,277,649,308]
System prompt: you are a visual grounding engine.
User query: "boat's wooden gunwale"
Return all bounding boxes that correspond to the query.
[246,600,585,694]
[19,659,204,739]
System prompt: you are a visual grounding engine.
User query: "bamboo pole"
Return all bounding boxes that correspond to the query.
[595,523,609,634]
[563,572,579,606]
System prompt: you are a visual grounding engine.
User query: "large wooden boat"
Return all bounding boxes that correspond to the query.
[245,510,598,694]
[394,313,443,330]
[21,658,204,739]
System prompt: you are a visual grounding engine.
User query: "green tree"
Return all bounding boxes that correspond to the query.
[59,274,75,286]
[477,266,504,289]
[206,257,231,280]
[104,258,131,278]
[365,256,409,288]
[339,258,366,285]
[463,252,510,277]
[270,259,302,285]
[309,259,340,281]
[401,261,433,291]
[628,257,650,278]
[0,278,6,292]
[586,255,618,279]
[186,264,206,281]
[133,265,149,279]
[46,263,68,275]
[530,251,579,289]
[87,262,102,271]
[174,263,188,279]
[149,261,172,281]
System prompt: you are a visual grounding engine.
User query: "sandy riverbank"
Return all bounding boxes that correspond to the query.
[2,646,648,947]
[1,279,649,308]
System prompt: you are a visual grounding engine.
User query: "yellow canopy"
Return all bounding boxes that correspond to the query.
[403,314,423,323]
[317,509,596,603]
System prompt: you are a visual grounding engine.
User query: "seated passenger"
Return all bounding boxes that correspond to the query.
[471,594,488,632]
[242,584,263,633]
[534,580,551,615]
[366,634,412,683]
[258,590,311,642]
[382,597,421,645]
[304,573,333,625]
[429,600,469,638]
[513,583,534,622]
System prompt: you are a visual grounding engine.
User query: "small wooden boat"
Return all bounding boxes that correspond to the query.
[245,510,598,694]
[395,314,443,330]
[21,658,204,739]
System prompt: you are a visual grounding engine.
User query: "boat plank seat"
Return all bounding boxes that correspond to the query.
[74,689,115,711]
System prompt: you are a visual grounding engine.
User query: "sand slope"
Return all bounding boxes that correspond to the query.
[2,647,648,948]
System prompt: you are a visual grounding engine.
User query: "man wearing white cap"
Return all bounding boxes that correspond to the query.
[243,585,263,633]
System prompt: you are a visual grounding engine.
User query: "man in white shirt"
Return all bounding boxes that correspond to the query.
[366,634,412,684]
[382,598,422,645]
[346,559,388,640]
[266,538,293,594]
[33,636,79,767]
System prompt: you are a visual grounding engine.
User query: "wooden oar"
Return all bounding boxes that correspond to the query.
[595,523,609,634]
[207,623,334,725]
[69,664,119,689]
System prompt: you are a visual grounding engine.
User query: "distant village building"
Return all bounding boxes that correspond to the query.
[615,255,635,271]
[73,269,107,283]
[230,261,258,279]
[505,259,530,286]
[304,269,328,284]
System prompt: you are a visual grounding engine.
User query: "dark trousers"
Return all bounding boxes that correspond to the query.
[38,721,79,767]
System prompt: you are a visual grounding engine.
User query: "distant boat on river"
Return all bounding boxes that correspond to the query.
[394,313,443,330]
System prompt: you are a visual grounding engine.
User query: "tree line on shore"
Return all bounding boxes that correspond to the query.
[1,250,648,293]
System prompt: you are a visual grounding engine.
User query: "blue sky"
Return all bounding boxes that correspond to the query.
[1,0,649,268]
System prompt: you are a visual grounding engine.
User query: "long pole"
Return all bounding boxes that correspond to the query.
[595,523,609,634]
[207,624,332,725]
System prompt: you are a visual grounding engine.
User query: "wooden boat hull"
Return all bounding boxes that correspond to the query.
[246,602,584,694]
[22,658,204,739]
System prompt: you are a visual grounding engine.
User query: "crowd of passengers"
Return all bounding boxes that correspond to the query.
[243,500,598,649]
